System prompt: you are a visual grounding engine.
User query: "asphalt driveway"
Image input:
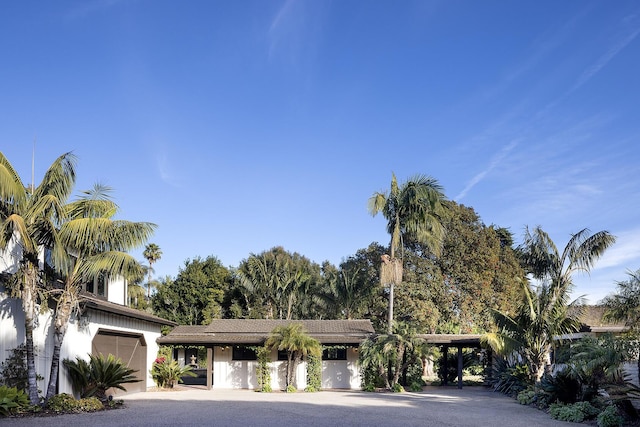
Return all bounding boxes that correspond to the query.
[3,386,571,427]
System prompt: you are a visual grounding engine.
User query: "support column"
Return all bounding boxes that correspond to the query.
[457,346,463,389]
[206,346,213,390]
[442,345,449,386]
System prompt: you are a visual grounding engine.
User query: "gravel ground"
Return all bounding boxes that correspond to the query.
[3,386,573,427]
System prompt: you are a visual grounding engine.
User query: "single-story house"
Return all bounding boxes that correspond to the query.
[0,242,176,397]
[157,319,375,390]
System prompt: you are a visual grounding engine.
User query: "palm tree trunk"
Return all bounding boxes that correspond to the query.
[22,263,41,405]
[45,293,73,400]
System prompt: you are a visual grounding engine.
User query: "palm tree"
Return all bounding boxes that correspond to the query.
[602,269,640,382]
[484,226,616,384]
[265,323,321,390]
[45,184,156,400]
[0,151,76,404]
[368,173,446,333]
[359,322,428,390]
[143,243,162,299]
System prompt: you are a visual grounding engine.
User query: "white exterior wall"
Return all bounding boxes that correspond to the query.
[322,348,361,389]
[60,310,163,394]
[0,289,55,395]
[107,276,127,306]
[210,346,361,390]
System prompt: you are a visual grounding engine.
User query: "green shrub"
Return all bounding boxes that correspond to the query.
[392,383,404,393]
[305,353,322,392]
[487,358,530,397]
[150,357,196,389]
[0,344,44,392]
[597,405,624,427]
[409,381,424,392]
[0,385,30,416]
[549,401,600,423]
[517,389,536,405]
[46,394,104,413]
[539,369,581,404]
[362,384,376,392]
[255,347,272,392]
[64,353,140,401]
[286,384,297,393]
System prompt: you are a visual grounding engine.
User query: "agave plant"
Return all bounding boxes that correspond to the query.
[63,353,140,401]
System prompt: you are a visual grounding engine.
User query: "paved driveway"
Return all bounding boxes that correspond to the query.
[3,386,571,426]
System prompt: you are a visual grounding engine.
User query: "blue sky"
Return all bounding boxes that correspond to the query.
[1,1,639,303]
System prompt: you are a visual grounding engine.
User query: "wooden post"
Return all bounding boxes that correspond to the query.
[206,346,213,390]
[442,345,449,386]
[457,346,463,389]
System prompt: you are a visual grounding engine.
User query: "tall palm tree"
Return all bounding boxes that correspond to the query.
[484,226,616,383]
[265,323,321,389]
[368,173,446,333]
[0,151,76,404]
[45,184,155,400]
[602,269,640,382]
[143,243,162,299]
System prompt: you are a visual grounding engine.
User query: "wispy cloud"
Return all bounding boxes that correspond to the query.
[155,147,181,188]
[593,228,640,270]
[454,140,518,201]
[571,15,640,93]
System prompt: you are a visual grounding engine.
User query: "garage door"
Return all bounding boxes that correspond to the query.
[92,330,147,394]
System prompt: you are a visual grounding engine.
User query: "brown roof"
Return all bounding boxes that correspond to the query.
[417,334,483,345]
[81,295,177,327]
[157,319,375,345]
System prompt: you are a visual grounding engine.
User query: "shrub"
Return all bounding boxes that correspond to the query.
[305,353,321,392]
[517,389,536,405]
[487,357,530,397]
[46,393,104,413]
[539,369,581,404]
[0,344,44,391]
[64,353,140,401]
[0,385,30,417]
[362,384,376,392]
[597,405,624,427]
[255,347,272,392]
[286,384,297,393]
[408,381,424,392]
[392,383,404,393]
[549,401,600,423]
[150,358,196,389]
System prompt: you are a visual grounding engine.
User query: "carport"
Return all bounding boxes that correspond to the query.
[418,334,483,389]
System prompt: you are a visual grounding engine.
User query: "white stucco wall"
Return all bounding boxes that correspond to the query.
[60,310,163,395]
[209,346,361,390]
[0,289,163,397]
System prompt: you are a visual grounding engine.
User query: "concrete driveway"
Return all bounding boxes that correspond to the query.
[3,386,571,426]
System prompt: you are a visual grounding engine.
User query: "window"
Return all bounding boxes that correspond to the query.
[322,348,347,360]
[84,272,108,299]
[277,350,288,361]
[232,346,257,361]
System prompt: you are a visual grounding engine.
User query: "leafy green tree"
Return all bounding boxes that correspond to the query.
[46,184,154,400]
[603,268,640,382]
[0,151,76,404]
[435,203,524,332]
[143,243,162,299]
[484,226,616,383]
[265,323,321,390]
[359,322,428,390]
[235,247,322,320]
[368,173,446,333]
[151,256,232,325]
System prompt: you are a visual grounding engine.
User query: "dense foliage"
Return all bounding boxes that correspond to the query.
[152,256,233,325]
[150,357,196,389]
